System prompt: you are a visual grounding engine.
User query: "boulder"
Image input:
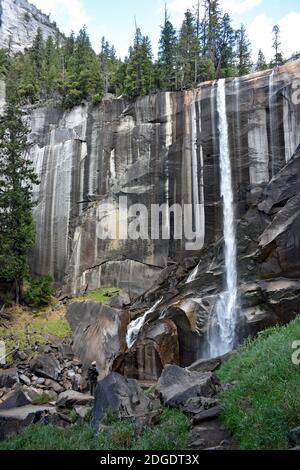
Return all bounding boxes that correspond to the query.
[0,405,56,441]
[115,319,179,381]
[67,302,130,376]
[0,386,31,410]
[30,354,62,381]
[92,373,151,428]
[56,390,94,408]
[192,405,222,424]
[44,379,64,394]
[0,368,19,388]
[19,375,31,386]
[157,365,219,407]
[182,397,219,415]
[288,426,300,447]
[187,358,221,373]
[75,406,91,420]
[108,292,131,309]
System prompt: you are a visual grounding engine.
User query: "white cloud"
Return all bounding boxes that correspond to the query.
[279,12,300,57]
[30,0,91,33]
[248,13,273,60]
[167,0,262,23]
[248,11,300,62]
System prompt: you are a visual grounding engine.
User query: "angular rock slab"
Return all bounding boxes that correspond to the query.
[0,368,19,388]
[0,386,31,410]
[92,372,151,429]
[157,364,219,407]
[56,391,94,408]
[67,301,130,376]
[0,405,56,441]
[115,319,179,381]
[30,354,62,381]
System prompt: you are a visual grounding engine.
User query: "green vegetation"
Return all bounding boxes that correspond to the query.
[218,316,300,450]
[0,103,39,304]
[0,1,263,107]
[0,408,190,451]
[0,306,71,360]
[77,288,122,304]
[31,393,53,406]
[23,276,55,308]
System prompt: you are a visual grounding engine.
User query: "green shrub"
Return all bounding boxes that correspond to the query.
[31,393,52,406]
[218,316,300,450]
[23,276,55,307]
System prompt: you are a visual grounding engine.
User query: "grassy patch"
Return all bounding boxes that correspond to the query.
[31,393,53,406]
[218,316,300,450]
[0,304,71,360]
[0,408,190,450]
[76,288,122,304]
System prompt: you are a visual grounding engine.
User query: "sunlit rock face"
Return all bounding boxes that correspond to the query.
[0,0,61,53]
[26,61,300,297]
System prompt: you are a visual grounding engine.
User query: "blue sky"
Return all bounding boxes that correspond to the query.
[30,0,300,61]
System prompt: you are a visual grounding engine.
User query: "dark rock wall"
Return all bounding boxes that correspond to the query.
[26,61,300,297]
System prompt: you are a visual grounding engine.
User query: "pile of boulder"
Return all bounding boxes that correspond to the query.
[91,354,238,451]
[0,341,94,440]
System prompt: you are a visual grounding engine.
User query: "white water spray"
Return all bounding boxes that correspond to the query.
[206,79,238,358]
[126,298,163,349]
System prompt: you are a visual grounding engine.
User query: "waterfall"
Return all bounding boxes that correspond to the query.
[269,70,276,177]
[126,298,163,349]
[206,79,238,358]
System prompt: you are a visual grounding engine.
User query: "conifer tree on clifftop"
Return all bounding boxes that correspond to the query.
[0,104,39,304]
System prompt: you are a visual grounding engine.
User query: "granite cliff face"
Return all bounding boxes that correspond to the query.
[0,0,61,53]
[2,60,300,370]
[25,61,300,300]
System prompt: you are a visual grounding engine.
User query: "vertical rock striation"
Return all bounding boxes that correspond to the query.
[25,61,300,299]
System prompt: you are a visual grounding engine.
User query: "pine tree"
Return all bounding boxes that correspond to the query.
[236,24,252,76]
[0,49,9,76]
[30,28,45,83]
[271,25,284,67]
[0,104,39,304]
[256,49,268,71]
[177,10,199,89]
[42,36,60,97]
[203,0,221,68]
[216,13,236,78]
[124,28,154,97]
[158,8,177,91]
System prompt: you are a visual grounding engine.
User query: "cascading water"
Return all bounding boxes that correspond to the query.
[268,70,278,177]
[205,79,238,358]
[126,298,163,349]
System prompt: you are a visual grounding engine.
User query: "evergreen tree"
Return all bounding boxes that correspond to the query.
[0,104,39,304]
[271,25,284,67]
[158,9,177,91]
[0,49,10,76]
[124,28,154,97]
[42,36,60,97]
[30,27,45,83]
[216,13,236,78]
[203,0,221,67]
[177,10,199,89]
[256,49,268,71]
[236,24,252,76]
